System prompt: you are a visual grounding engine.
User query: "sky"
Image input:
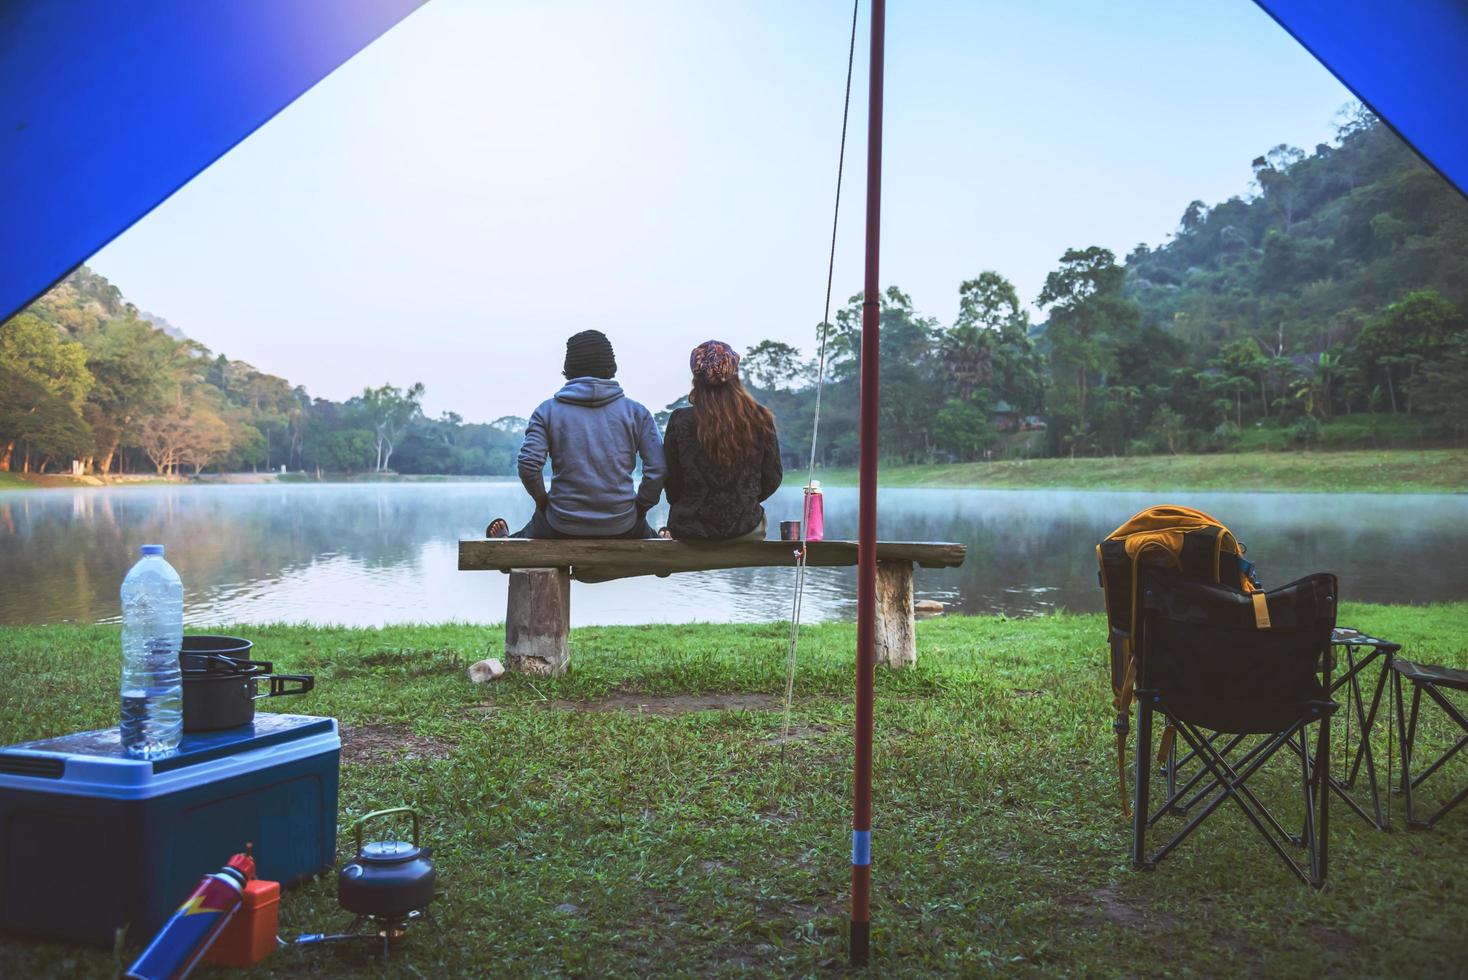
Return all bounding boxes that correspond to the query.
[88,0,1353,422]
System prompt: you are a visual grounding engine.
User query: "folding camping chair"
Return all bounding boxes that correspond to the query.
[1132,572,1339,888]
[1393,659,1468,828]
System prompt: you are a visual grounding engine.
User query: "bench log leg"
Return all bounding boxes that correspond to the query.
[875,560,917,669]
[505,567,571,676]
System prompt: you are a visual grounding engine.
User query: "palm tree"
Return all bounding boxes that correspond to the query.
[938,323,994,402]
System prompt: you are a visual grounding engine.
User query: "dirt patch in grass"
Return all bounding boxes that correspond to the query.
[1083,885,1178,933]
[549,692,780,716]
[1304,923,1356,957]
[340,723,454,765]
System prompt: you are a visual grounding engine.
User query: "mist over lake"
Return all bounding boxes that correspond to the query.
[1,481,1464,628]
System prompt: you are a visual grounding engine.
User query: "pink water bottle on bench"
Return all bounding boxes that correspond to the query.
[803,481,824,542]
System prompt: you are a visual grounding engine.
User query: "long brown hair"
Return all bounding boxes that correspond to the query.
[690,376,775,471]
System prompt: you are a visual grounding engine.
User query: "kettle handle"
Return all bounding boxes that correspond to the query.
[352,807,419,855]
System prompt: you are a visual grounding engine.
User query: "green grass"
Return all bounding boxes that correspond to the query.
[2,609,1466,977]
[812,449,1468,493]
[1235,414,1453,453]
[0,472,170,490]
[273,473,515,484]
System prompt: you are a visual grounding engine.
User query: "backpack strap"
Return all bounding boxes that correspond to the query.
[1251,591,1272,629]
[1178,526,1221,581]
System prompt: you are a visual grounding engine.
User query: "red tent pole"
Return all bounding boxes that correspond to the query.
[851,0,884,967]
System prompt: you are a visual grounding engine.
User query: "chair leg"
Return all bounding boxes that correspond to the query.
[1133,696,1154,869]
[1316,710,1330,886]
[1299,728,1317,876]
[1287,732,1376,829]
[1345,654,1389,785]
[1165,729,1178,803]
[1396,671,1420,828]
[1407,682,1468,828]
[1409,733,1468,788]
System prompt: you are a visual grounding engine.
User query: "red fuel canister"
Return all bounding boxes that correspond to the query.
[202,876,280,968]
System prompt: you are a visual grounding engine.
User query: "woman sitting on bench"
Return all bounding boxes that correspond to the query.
[660,340,782,541]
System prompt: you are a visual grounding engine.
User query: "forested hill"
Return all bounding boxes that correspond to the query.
[1123,106,1467,352]
[739,109,1467,465]
[1,266,525,477]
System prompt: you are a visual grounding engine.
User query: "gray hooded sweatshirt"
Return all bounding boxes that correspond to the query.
[517,378,666,536]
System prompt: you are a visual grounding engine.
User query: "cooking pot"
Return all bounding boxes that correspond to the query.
[181,634,314,731]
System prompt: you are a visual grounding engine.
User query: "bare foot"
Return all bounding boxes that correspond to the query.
[486,518,510,538]
[658,527,672,539]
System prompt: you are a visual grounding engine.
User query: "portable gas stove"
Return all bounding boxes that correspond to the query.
[295,807,436,962]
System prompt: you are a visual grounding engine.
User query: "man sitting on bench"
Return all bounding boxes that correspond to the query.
[488,329,665,540]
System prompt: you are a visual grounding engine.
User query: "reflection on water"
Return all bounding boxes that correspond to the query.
[0,481,1464,627]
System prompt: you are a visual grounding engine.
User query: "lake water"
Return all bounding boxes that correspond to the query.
[0,481,1464,627]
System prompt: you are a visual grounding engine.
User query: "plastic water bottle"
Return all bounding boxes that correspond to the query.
[120,544,184,758]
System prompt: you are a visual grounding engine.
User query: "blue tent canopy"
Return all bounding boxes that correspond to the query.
[0,0,425,324]
[0,0,1464,324]
[1253,0,1468,201]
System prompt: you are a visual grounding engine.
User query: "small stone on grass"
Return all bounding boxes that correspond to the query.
[468,658,505,683]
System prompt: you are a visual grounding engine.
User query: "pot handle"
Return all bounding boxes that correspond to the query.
[353,807,419,855]
[254,674,314,700]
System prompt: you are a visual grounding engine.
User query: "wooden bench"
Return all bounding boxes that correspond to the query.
[458,539,967,675]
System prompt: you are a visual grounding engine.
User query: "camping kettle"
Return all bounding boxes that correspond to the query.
[338,808,436,919]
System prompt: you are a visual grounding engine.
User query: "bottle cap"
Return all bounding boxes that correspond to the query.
[140,544,165,557]
[808,480,822,491]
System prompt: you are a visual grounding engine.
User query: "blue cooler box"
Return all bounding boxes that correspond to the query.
[0,713,339,947]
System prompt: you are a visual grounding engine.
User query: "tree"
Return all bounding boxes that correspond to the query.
[0,365,93,473]
[943,272,1037,408]
[1036,247,1140,452]
[80,318,179,475]
[1252,144,1307,226]
[743,340,809,391]
[1355,291,1460,414]
[178,396,233,474]
[319,429,377,474]
[1179,200,1208,233]
[0,313,93,470]
[1153,406,1186,455]
[361,382,426,472]
[934,399,995,461]
[1213,338,1269,423]
[0,314,93,406]
[136,406,191,476]
[1416,334,1468,442]
[937,323,994,402]
[955,272,1025,331]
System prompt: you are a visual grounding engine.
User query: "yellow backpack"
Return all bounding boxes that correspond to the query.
[1096,505,1263,814]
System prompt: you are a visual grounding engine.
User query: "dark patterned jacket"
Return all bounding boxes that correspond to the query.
[663,407,783,540]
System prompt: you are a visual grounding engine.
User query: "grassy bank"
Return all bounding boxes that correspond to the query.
[0,473,168,490]
[2,609,1465,977]
[6,449,1465,495]
[813,449,1468,493]
[273,472,515,485]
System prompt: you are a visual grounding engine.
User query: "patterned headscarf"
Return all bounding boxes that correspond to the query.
[690,340,740,386]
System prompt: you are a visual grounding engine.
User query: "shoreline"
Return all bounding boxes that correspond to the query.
[2,448,1464,495]
[808,448,1468,494]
